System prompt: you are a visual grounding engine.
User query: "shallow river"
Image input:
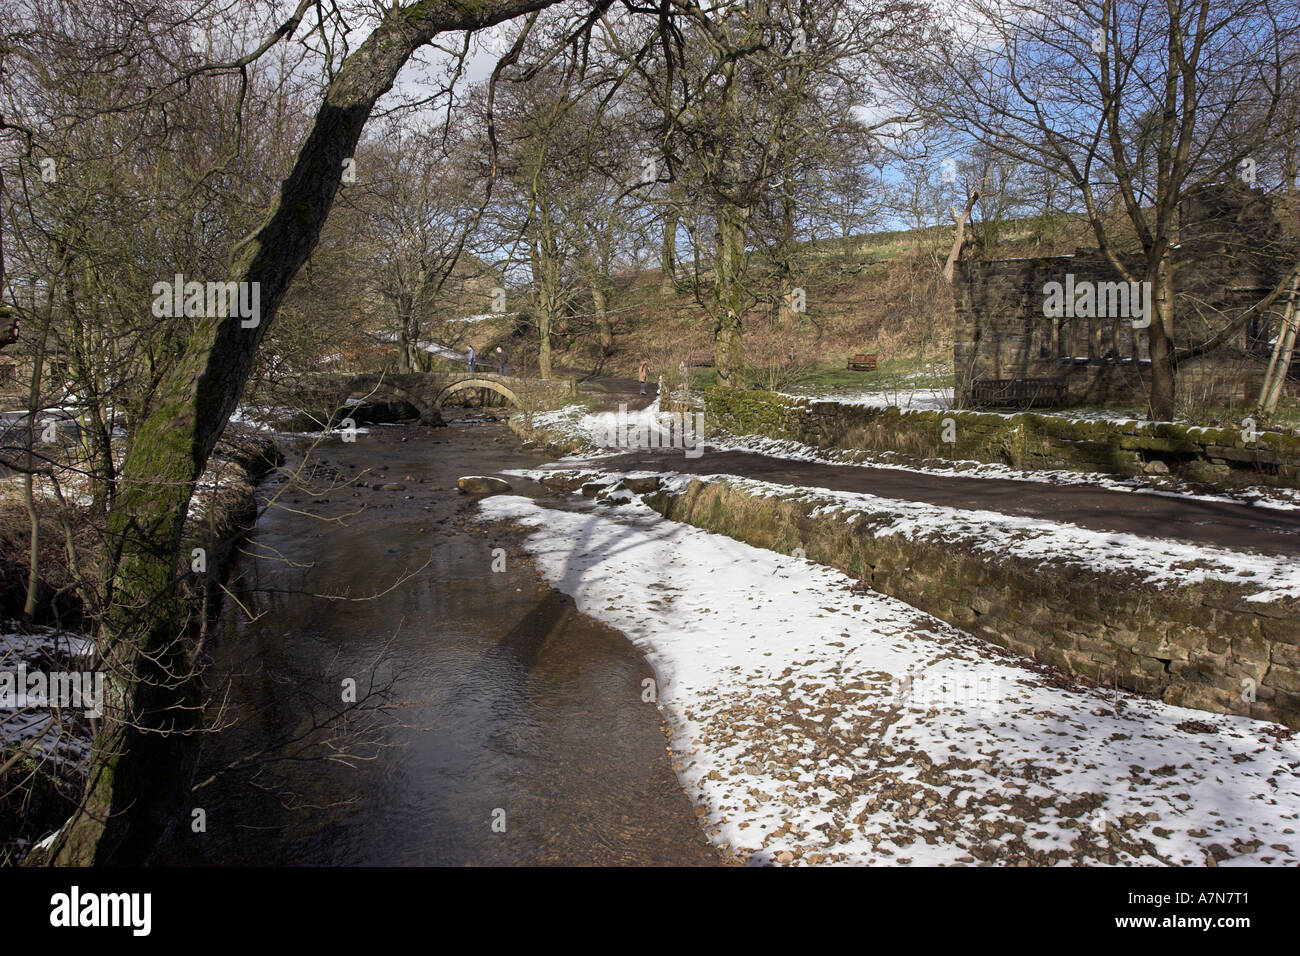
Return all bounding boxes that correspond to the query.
[154,417,721,865]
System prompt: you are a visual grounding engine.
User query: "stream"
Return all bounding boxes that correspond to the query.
[153,415,721,866]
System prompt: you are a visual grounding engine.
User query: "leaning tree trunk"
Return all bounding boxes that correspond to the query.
[1256,273,1300,419]
[47,0,559,867]
[942,190,980,285]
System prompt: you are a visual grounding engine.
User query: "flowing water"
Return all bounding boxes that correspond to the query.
[154,416,721,866]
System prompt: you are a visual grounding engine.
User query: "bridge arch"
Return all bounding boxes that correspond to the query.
[333,376,441,424]
[313,371,568,422]
[433,377,520,409]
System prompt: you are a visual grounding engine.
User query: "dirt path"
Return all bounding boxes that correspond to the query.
[594,447,1300,557]
[569,371,658,413]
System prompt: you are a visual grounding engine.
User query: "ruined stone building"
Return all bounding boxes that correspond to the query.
[952,184,1298,410]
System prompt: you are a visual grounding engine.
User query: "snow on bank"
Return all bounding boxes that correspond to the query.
[372,329,475,359]
[678,473,1300,603]
[508,465,1300,603]
[229,405,372,440]
[0,626,93,662]
[522,402,603,447]
[229,405,296,432]
[524,398,702,454]
[448,312,518,324]
[2,624,95,764]
[783,386,1168,426]
[775,383,1300,434]
[481,493,1300,866]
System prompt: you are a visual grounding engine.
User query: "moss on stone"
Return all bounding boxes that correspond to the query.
[704,387,1300,490]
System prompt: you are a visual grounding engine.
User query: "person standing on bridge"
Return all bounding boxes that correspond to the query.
[466,344,476,372]
[638,359,649,395]
[496,346,507,376]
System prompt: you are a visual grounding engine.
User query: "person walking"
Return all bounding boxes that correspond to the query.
[466,344,476,372]
[638,359,649,395]
[496,346,508,376]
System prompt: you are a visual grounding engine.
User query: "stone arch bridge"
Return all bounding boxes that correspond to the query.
[303,371,576,424]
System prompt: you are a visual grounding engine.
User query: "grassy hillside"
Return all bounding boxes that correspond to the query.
[461,212,1098,389]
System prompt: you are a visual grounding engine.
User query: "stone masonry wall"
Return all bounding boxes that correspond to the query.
[704,388,1300,489]
[954,250,1149,406]
[952,180,1294,411]
[642,478,1300,729]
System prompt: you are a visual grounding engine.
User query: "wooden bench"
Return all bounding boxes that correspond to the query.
[688,351,715,367]
[847,353,878,371]
[969,377,1067,408]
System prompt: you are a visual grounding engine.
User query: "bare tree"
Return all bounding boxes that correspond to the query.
[909,0,1300,419]
[3,0,585,867]
[618,0,925,386]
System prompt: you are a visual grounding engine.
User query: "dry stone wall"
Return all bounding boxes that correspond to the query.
[704,388,1300,489]
[644,478,1300,729]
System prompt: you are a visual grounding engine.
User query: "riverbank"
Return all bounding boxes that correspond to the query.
[481,483,1300,866]
[1,425,280,863]
[505,397,1300,723]
[149,418,727,865]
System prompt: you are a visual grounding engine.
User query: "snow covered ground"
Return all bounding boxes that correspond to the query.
[372,330,473,360]
[776,384,1160,423]
[229,404,373,439]
[772,380,1299,434]
[0,626,93,663]
[512,465,1300,602]
[229,405,299,431]
[525,399,697,453]
[447,312,518,324]
[481,491,1300,866]
[1,624,96,765]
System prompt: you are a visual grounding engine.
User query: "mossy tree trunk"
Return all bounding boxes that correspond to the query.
[530,235,561,380]
[660,179,682,297]
[1147,253,1177,421]
[712,202,749,387]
